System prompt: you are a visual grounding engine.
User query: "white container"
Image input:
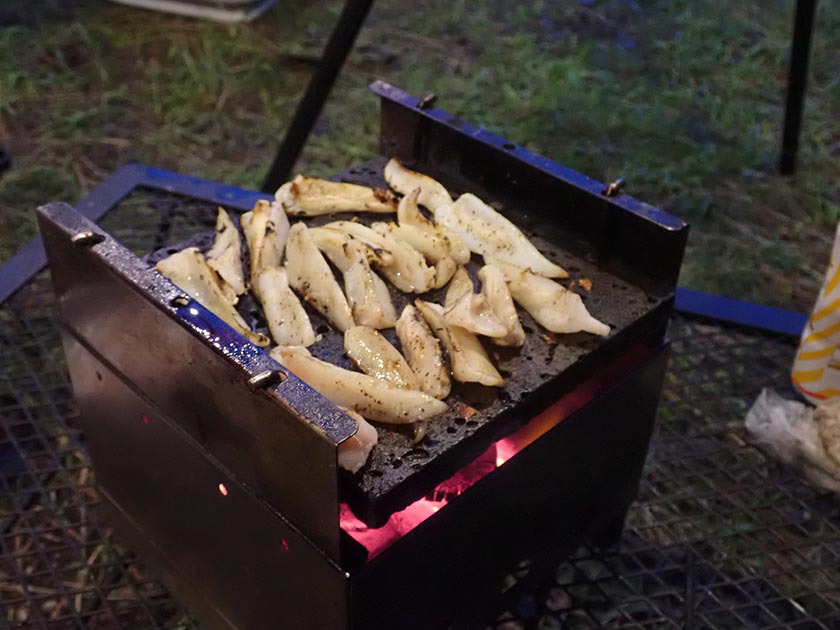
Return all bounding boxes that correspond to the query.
[108,0,277,23]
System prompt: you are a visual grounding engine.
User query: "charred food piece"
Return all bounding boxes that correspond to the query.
[436,193,568,278]
[276,175,397,216]
[272,346,447,424]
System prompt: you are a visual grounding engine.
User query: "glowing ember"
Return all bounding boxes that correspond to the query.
[340,500,445,557]
[217,483,228,497]
[341,343,654,561]
[339,399,576,561]
[433,446,496,499]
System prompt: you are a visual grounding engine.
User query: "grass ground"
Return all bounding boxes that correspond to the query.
[1,0,838,310]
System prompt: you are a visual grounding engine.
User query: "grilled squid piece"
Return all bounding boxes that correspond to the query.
[341,239,398,329]
[254,267,316,347]
[310,227,393,268]
[395,305,451,400]
[275,175,397,216]
[430,256,458,290]
[321,221,435,293]
[285,223,354,332]
[443,267,508,338]
[372,221,457,289]
[490,258,610,336]
[384,159,453,213]
[478,264,525,347]
[310,230,396,329]
[337,408,378,474]
[397,188,470,265]
[156,247,269,346]
[415,300,504,387]
[272,346,447,424]
[344,326,419,389]
[240,199,290,285]
[206,207,246,297]
[436,193,568,278]
[433,258,458,290]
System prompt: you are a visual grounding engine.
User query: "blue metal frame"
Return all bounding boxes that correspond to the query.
[0,164,807,338]
[0,164,270,304]
[674,287,807,338]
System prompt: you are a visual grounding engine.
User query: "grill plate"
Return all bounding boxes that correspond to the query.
[149,156,670,525]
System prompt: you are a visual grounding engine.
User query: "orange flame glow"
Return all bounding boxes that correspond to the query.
[341,343,654,561]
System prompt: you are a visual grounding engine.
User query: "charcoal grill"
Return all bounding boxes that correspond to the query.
[29,82,687,629]
[1,83,838,630]
[24,82,684,629]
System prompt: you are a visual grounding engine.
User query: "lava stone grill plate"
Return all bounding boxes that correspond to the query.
[148,156,671,527]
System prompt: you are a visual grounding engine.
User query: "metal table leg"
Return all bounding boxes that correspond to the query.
[780,0,817,175]
[261,0,375,192]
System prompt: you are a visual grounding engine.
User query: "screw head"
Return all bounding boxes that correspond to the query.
[71,231,105,247]
[247,370,286,391]
[417,93,437,110]
[604,178,626,197]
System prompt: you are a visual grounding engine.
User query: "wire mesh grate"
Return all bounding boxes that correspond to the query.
[1,187,839,628]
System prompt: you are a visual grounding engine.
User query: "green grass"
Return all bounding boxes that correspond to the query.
[1,0,838,310]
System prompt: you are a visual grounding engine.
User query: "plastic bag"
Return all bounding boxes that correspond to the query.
[745,389,840,492]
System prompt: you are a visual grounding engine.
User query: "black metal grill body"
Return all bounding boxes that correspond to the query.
[35,231,671,628]
[44,267,669,629]
[348,346,670,630]
[37,202,353,561]
[32,83,686,629]
[61,338,348,630]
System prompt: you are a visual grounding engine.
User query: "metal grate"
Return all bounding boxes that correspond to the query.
[2,187,839,628]
[493,316,840,629]
[0,188,211,628]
